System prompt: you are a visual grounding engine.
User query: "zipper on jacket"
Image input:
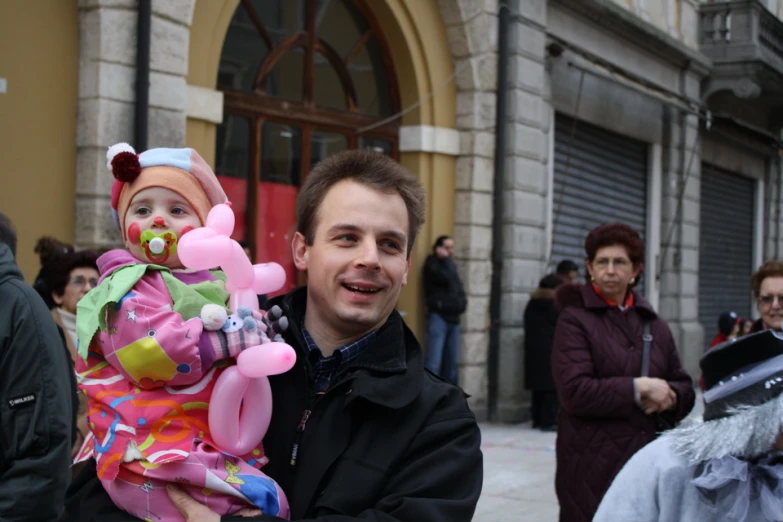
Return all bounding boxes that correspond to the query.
[289,408,311,467]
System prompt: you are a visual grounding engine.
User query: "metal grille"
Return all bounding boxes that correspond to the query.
[551,114,648,289]
[698,163,755,345]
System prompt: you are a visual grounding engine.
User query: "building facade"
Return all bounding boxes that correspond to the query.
[2,0,783,421]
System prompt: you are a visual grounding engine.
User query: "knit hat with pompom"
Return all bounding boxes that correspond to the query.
[106,143,227,241]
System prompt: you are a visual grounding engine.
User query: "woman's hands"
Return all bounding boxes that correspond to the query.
[635,377,677,415]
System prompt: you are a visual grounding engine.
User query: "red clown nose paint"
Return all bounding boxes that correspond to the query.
[154,216,165,226]
[127,222,141,244]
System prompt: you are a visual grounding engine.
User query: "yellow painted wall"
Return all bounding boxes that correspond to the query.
[186,0,457,341]
[0,0,79,282]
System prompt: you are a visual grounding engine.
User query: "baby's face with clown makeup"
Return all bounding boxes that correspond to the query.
[124,186,201,269]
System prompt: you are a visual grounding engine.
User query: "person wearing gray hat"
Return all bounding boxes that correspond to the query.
[594,330,783,522]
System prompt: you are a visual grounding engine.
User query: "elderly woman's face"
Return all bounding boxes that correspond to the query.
[757,276,783,331]
[586,245,640,301]
[53,266,99,314]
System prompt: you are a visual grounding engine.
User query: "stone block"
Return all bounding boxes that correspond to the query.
[464,295,490,332]
[681,223,699,249]
[79,61,136,102]
[147,108,186,148]
[461,363,488,407]
[456,156,494,191]
[462,331,489,365]
[455,52,498,92]
[675,320,704,379]
[79,0,135,9]
[680,296,699,321]
[507,123,547,162]
[465,259,492,296]
[457,91,497,132]
[657,296,679,320]
[79,8,138,66]
[460,130,495,158]
[150,15,189,76]
[454,224,493,259]
[509,19,547,60]
[505,155,547,194]
[509,54,546,95]
[75,195,122,247]
[149,71,188,111]
[77,98,135,148]
[501,258,543,292]
[503,189,546,226]
[508,88,549,130]
[152,0,196,26]
[500,293,528,326]
[680,1,700,50]
[516,0,547,27]
[438,0,493,27]
[446,23,471,59]
[502,224,546,259]
[465,13,498,55]
[455,191,493,226]
[681,199,700,225]
[76,147,114,197]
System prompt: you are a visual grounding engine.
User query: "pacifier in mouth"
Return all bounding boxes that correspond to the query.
[140,229,178,263]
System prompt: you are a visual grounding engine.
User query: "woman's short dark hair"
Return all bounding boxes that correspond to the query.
[296,150,426,257]
[539,274,564,290]
[751,260,783,298]
[584,222,645,275]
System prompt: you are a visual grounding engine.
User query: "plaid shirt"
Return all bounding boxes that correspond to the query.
[301,326,377,393]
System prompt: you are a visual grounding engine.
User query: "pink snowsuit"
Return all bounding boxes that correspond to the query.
[75,249,289,521]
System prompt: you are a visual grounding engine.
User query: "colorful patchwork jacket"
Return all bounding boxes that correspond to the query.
[74,249,267,480]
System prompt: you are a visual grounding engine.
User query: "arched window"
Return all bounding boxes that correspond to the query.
[214,0,400,295]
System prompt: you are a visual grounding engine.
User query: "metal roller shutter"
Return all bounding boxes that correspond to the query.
[551,114,648,289]
[698,164,754,344]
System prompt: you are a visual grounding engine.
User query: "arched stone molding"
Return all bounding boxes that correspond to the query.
[184,0,460,350]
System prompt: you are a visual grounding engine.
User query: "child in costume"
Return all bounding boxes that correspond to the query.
[74,144,290,521]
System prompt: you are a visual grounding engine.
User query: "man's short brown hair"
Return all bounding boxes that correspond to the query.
[751,260,783,297]
[296,150,426,257]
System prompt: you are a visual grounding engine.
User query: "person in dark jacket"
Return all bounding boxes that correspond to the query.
[551,222,695,522]
[0,213,74,521]
[422,235,467,384]
[63,150,483,522]
[524,274,564,431]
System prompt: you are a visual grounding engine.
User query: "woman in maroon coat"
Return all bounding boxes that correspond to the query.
[551,223,695,522]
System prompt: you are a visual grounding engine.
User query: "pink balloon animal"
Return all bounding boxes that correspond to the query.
[177,203,296,455]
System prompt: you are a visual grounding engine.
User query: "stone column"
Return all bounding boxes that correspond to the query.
[439,0,499,420]
[495,0,550,422]
[75,0,194,250]
[659,107,704,378]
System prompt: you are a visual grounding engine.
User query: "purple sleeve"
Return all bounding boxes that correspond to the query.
[552,310,636,419]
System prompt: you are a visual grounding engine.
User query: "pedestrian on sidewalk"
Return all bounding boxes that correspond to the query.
[750,260,783,333]
[551,222,695,522]
[423,235,467,385]
[524,273,564,432]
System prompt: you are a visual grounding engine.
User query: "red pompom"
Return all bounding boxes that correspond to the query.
[111,151,142,182]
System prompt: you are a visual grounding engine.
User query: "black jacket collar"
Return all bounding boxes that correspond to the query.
[270,287,423,409]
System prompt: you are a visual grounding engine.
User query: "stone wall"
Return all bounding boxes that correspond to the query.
[75,0,195,250]
[495,0,551,422]
[438,0,499,420]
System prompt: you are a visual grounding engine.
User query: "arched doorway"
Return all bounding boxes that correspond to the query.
[214,0,401,296]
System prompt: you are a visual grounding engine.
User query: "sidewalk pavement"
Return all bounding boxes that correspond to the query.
[475,395,704,521]
[475,422,558,521]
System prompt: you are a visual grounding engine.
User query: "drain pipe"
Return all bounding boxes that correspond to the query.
[135,0,151,150]
[487,3,510,422]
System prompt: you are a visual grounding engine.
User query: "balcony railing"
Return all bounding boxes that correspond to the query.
[699,0,783,73]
